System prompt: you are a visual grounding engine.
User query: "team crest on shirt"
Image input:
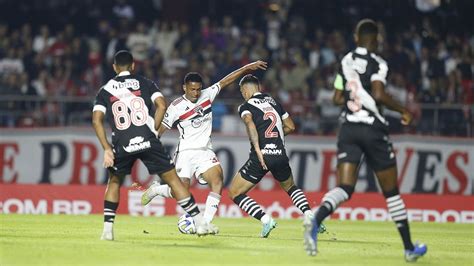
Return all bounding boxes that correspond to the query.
[194,105,204,116]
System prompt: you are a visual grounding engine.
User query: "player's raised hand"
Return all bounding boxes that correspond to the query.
[246,60,268,71]
[401,110,413,126]
[256,150,268,170]
[103,148,115,168]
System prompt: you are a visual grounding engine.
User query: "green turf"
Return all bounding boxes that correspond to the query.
[0,215,473,265]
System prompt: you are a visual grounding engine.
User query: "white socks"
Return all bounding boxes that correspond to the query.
[103,221,113,232]
[152,184,172,198]
[203,192,221,224]
[260,214,271,224]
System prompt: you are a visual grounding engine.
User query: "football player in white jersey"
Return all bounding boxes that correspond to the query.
[141,61,267,233]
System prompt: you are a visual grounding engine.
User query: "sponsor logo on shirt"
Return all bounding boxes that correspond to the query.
[113,79,140,90]
[191,115,211,128]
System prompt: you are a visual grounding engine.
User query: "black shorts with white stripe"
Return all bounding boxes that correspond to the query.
[108,138,174,177]
[239,155,292,184]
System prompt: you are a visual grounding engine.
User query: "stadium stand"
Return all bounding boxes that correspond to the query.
[0,0,472,136]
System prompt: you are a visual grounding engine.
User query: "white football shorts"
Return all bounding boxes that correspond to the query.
[174,149,220,184]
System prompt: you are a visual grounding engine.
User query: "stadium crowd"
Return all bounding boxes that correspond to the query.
[0,0,472,136]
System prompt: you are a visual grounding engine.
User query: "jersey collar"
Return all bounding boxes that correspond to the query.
[252,92,262,97]
[355,47,368,55]
[117,71,131,77]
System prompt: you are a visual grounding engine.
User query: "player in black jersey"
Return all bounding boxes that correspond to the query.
[228,74,324,238]
[92,50,208,240]
[304,20,427,262]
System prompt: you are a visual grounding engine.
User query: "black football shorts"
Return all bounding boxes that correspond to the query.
[337,122,396,171]
[108,138,174,177]
[239,154,292,184]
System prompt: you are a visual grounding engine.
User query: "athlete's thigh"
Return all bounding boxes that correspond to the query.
[228,171,257,196]
[174,150,194,179]
[194,150,222,184]
[201,164,224,182]
[337,123,364,166]
[108,153,137,178]
[238,157,268,184]
[268,155,292,183]
[362,126,396,172]
[140,138,175,175]
[337,162,359,186]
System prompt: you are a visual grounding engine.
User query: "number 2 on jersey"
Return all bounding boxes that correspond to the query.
[263,112,279,138]
[111,98,148,130]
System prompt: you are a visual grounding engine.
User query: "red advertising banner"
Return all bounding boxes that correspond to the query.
[1,184,473,223]
[1,129,473,195]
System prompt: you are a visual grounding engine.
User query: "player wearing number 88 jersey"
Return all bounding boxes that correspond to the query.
[93,50,208,241]
[93,66,160,157]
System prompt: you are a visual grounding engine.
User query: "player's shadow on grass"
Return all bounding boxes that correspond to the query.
[215,233,387,246]
[216,234,304,242]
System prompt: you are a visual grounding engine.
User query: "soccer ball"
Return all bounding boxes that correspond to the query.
[177,214,196,234]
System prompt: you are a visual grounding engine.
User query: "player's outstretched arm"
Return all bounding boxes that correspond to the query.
[92,111,114,168]
[218,60,267,89]
[153,96,167,131]
[371,80,413,125]
[282,116,296,135]
[242,113,268,170]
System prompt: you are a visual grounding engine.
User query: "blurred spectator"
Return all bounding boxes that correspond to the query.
[127,22,152,62]
[0,0,471,136]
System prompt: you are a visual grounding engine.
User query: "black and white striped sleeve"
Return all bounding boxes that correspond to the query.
[238,103,251,118]
[370,54,388,85]
[92,89,107,114]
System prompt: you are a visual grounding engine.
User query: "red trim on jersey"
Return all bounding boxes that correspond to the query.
[179,99,211,121]
[109,90,142,102]
[172,97,184,106]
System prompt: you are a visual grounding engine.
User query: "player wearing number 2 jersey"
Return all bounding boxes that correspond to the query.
[93,50,209,240]
[304,19,427,262]
[228,75,325,238]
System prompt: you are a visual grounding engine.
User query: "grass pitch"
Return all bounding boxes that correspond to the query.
[1,214,473,265]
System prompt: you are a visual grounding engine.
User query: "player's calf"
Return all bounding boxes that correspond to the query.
[202,171,223,224]
[315,185,353,225]
[286,185,312,223]
[383,188,427,261]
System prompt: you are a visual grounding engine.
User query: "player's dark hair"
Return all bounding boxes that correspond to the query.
[184,72,203,84]
[356,19,378,38]
[113,50,134,66]
[239,74,259,87]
